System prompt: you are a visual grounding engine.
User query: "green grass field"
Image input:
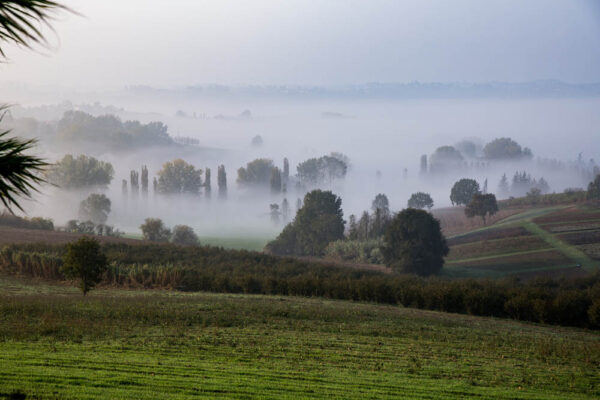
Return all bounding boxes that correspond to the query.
[0,276,599,399]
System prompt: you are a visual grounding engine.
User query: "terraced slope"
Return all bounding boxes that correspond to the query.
[445,204,600,278]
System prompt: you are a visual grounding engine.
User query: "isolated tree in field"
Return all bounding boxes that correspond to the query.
[0,1,69,212]
[47,154,114,189]
[140,218,171,242]
[130,170,139,196]
[371,193,390,215]
[419,154,427,174]
[381,208,448,276]
[61,236,108,295]
[270,167,282,194]
[283,157,290,182]
[588,174,600,200]
[171,225,199,245]
[141,165,148,195]
[79,193,111,224]
[465,193,499,225]
[429,146,463,173]
[270,203,280,224]
[281,198,290,222]
[266,190,345,256]
[204,167,211,198]
[157,159,202,194]
[498,173,509,198]
[217,164,227,198]
[237,158,273,186]
[251,134,263,147]
[450,178,481,206]
[407,192,434,209]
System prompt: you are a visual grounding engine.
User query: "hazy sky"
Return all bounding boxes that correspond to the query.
[1,0,600,87]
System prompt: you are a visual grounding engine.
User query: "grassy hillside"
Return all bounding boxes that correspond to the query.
[0,276,599,399]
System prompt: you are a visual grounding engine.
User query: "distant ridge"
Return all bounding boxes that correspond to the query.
[128,80,600,100]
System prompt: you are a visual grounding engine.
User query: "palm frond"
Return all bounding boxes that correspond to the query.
[0,0,71,58]
[0,105,48,212]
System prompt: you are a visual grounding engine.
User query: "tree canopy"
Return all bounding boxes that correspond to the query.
[429,146,464,173]
[450,178,481,206]
[407,192,434,209]
[237,158,274,186]
[47,154,113,189]
[296,155,347,186]
[483,138,532,160]
[465,193,499,225]
[140,218,171,242]
[381,208,448,276]
[61,236,107,295]
[266,190,345,256]
[79,193,111,224]
[56,111,173,151]
[171,225,199,245]
[156,159,202,195]
[588,174,600,200]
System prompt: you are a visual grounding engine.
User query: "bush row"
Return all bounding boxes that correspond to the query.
[1,242,599,329]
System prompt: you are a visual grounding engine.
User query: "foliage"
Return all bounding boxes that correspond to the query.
[588,174,600,200]
[371,193,390,213]
[237,158,273,186]
[407,192,434,209]
[500,190,587,207]
[450,178,480,206]
[64,219,121,237]
[156,159,202,195]
[465,193,499,225]
[60,237,107,295]
[217,164,227,198]
[78,193,111,224]
[56,111,173,151]
[0,114,48,212]
[0,211,53,230]
[270,166,282,194]
[5,242,600,330]
[429,146,463,173]
[251,134,263,147]
[140,218,171,242]
[296,155,347,186]
[266,190,345,256]
[325,238,384,264]
[171,225,199,245]
[47,154,113,189]
[454,140,479,158]
[0,1,68,58]
[381,208,449,276]
[483,137,532,160]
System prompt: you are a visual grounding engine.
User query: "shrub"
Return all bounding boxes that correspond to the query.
[60,237,108,295]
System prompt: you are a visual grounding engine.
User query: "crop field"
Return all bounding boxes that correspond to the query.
[447,236,549,261]
[433,207,526,237]
[447,250,573,273]
[559,230,600,246]
[443,204,600,277]
[0,276,599,400]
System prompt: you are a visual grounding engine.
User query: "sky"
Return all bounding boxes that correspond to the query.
[1,0,600,88]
